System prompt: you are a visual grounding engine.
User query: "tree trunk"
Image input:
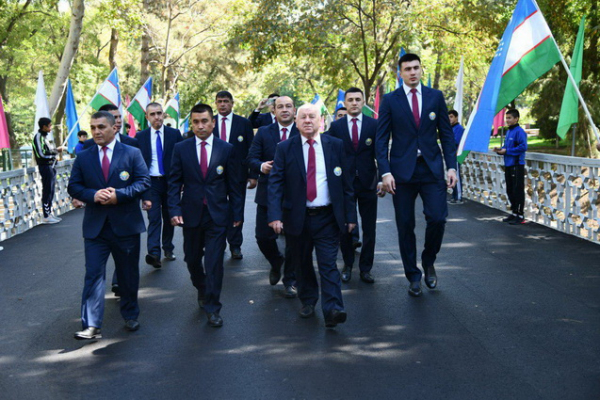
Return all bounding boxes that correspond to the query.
[53,92,66,148]
[47,0,85,116]
[433,49,442,89]
[140,0,151,86]
[109,28,119,71]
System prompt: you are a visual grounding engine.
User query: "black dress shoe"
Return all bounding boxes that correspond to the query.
[424,266,437,289]
[284,286,297,298]
[502,214,517,223]
[74,327,102,340]
[207,313,223,327]
[231,248,243,260]
[341,266,352,283]
[325,309,347,328]
[269,265,282,286]
[359,272,375,284]
[125,319,140,331]
[145,254,162,268]
[353,240,362,249]
[164,251,176,261]
[408,281,422,297]
[111,283,121,297]
[299,304,315,318]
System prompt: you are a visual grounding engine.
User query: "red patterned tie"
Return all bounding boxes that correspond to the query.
[200,141,208,204]
[306,139,317,202]
[221,117,227,141]
[101,146,110,182]
[410,88,420,129]
[281,127,287,141]
[351,118,359,151]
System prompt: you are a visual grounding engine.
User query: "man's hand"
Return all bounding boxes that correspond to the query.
[261,161,273,175]
[100,187,118,205]
[171,216,184,226]
[142,200,152,210]
[376,182,386,198]
[72,198,85,208]
[347,223,356,233]
[256,98,268,110]
[447,169,457,189]
[382,174,396,195]
[247,179,257,189]
[56,146,65,153]
[233,221,243,227]
[493,147,506,155]
[269,220,283,234]
[94,189,112,203]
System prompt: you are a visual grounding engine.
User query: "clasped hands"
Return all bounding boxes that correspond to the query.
[171,215,241,228]
[269,220,355,235]
[94,187,118,205]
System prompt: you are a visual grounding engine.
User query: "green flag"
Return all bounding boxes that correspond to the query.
[557,17,585,139]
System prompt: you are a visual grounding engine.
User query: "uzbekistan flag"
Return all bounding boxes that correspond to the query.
[165,93,180,128]
[90,68,122,111]
[459,0,560,154]
[127,77,153,130]
[334,89,345,114]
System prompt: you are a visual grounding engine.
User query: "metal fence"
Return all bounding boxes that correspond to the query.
[462,151,600,244]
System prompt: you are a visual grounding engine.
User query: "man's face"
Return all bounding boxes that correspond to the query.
[91,117,117,147]
[215,96,233,116]
[108,109,122,131]
[505,114,519,127]
[41,124,52,133]
[78,134,87,143]
[146,104,164,130]
[345,92,364,117]
[297,105,320,138]
[274,96,295,125]
[449,114,457,125]
[336,109,348,120]
[191,111,215,141]
[400,60,423,88]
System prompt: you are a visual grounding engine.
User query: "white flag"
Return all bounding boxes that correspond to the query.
[453,57,464,125]
[34,71,50,132]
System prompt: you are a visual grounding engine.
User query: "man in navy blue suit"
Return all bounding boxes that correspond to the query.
[168,103,243,328]
[376,53,457,297]
[248,93,279,129]
[135,102,183,269]
[68,111,150,340]
[247,96,298,298]
[328,87,383,284]
[213,91,256,260]
[268,104,356,328]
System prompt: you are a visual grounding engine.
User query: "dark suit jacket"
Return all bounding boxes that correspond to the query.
[247,123,299,207]
[267,134,357,236]
[135,125,182,177]
[248,111,275,129]
[375,86,456,183]
[213,113,257,182]
[67,141,150,239]
[83,133,139,150]
[327,115,379,191]
[168,136,243,228]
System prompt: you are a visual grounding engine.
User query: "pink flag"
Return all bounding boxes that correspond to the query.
[126,95,137,137]
[374,86,381,120]
[492,109,506,136]
[0,96,10,149]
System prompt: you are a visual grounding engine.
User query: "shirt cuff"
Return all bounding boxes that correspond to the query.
[382,172,392,177]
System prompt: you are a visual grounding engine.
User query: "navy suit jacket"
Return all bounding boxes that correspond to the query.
[168,136,243,228]
[248,111,275,129]
[83,133,139,150]
[135,125,182,177]
[328,115,379,191]
[247,123,299,207]
[267,134,357,237]
[68,141,150,239]
[375,86,456,183]
[213,113,257,182]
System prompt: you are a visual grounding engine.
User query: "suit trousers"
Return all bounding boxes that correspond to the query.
[227,181,246,249]
[505,165,525,215]
[288,207,344,316]
[146,177,175,257]
[255,204,295,286]
[392,159,448,282]
[183,206,227,314]
[38,164,56,218]
[82,220,140,328]
[340,179,377,272]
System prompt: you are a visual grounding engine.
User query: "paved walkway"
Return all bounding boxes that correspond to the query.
[1,194,599,399]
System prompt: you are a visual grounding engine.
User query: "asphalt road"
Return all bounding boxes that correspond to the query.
[1,193,599,399]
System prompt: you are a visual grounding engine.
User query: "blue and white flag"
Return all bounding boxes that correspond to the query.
[65,79,80,153]
[334,89,345,114]
[395,47,407,89]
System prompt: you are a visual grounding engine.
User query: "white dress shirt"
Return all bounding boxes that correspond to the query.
[149,125,164,177]
[302,135,330,207]
[97,137,117,165]
[196,134,214,167]
[270,113,276,124]
[278,122,295,140]
[347,113,363,141]
[404,82,423,157]
[218,112,233,142]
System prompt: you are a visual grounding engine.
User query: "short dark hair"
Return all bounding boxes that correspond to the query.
[448,110,459,118]
[38,117,51,129]
[268,93,279,99]
[345,87,364,99]
[215,91,233,101]
[98,104,119,112]
[399,53,421,69]
[77,130,88,138]
[190,103,214,118]
[146,102,163,110]
[91,111,116,125]
[506,108,520,119]
[337,107,347,112]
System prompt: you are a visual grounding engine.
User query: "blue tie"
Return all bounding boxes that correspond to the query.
[156,131,165,175]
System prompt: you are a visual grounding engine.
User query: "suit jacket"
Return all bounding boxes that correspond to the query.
[83,133,139,150]
[167,136,243,228]
[135,125,182,177]
[213,113,257,182]
[327,115,379,191]
[267,134,357,236]
[248,111,275,129]
[67,141,150,239]
[247,123,299,207]
[375,86,456,183]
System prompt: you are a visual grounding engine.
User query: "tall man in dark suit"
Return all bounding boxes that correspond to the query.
[168,103,243,328]
[68,111,150,340]
[248,93,279,129]
[213,91,256,259]
[268,104,356,328]
[376,53,457,297]
[328,87,383,284]
[135,102,183,268]
[247,96,298,297]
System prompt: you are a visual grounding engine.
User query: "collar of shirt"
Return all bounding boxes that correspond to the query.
[302,134,321,147]
[278,122,294,134]
[98,137,117,153]
[98,137,117,163]
[196,133,214,148]
[347,113,363,129]
[152,125,165,136]
[403,82,422,97]
[219,112,233,123]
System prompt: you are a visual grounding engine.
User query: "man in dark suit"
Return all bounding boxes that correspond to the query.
[135,102,183,268]
[168,103,243,328]
[82,104,139,149]
[328,87,383,284]
[213,91,256,259]
[248,93,279,129]
[376,53,457,297]
[68,111,150,340]
[268,104,356,328]
[247,96,298,298]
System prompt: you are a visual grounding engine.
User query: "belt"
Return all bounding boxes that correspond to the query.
[306,205,332,216]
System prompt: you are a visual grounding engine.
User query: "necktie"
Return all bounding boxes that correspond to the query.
[306,139,317,202]
[281,127,287,141]
[410,88,420,129]
[351,118,359,151]
[102,146,110,182]
[200,141,208,205]
[221,117,227,141]
[156,131,164,175]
